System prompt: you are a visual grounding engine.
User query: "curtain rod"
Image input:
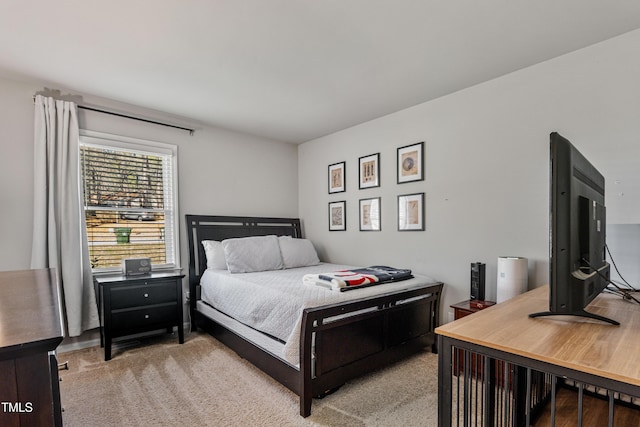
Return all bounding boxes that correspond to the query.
[33,93,195,135]
[77,105,195,136]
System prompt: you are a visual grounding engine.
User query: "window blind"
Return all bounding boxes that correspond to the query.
[80,142,177,270]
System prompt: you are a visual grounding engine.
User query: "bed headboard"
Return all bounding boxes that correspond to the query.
[185,214,302,290]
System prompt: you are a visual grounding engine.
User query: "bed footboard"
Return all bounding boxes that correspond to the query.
[299,282,443,417]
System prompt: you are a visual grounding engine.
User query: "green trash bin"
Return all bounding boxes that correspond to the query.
[114,227,132,244]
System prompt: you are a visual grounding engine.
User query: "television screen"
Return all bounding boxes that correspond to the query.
[530,132,617,325]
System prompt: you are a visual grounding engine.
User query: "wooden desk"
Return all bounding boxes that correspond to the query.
[436,286,640,426]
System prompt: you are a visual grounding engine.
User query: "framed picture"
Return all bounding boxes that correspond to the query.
[359,197,381,231]
[328,201,346,231]
[328,161,346,194]
[398,192,424,231]
[397,142,424,184]
[359,153,380,189]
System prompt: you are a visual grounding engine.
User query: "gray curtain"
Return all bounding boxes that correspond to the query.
[31,94,99,336]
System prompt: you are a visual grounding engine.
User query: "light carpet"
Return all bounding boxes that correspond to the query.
[59,332,438,426]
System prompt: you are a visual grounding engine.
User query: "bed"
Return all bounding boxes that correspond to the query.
[186,214,443,417]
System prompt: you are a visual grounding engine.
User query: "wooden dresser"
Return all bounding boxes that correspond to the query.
[0,269,64,427]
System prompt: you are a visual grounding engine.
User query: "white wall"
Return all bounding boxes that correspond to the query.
[607,224,640,286]
[0,75,298,283]
[0,77,37,270]
[298,29,640,321]
[3,28,639,335]
[79,104,300,275]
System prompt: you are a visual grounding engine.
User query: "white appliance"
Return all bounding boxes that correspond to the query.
[496,257,528,303]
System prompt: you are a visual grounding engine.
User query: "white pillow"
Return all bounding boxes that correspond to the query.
[278,236,320,269]
[222,235,284,273]
[202,240,227,270]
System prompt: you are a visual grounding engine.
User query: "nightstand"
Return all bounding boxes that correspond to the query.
[451,299,496,376]
[451,299,496,320]
[94,270,185,361]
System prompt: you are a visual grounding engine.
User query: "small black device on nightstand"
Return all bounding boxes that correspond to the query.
[470,262,486,301]
[122,257,152,276]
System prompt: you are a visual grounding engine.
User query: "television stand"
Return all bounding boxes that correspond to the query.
[529,309,619,325]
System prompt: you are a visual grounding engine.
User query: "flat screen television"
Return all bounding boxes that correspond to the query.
[530,132,617,325]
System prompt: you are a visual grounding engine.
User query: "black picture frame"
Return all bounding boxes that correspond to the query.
[397,142,424,184]
[328,201,346,231]
[398,192,424,231]
[359,197,381,231]
[328,161,346,194]
[359,153,380,189]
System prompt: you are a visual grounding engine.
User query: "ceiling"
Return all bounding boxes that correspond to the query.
[1,1,640,143]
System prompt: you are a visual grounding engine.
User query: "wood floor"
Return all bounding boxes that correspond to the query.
[533,387,640,427]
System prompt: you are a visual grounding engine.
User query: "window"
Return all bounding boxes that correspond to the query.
[79,131,179,271]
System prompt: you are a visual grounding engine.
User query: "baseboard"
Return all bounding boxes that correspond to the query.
[58,323,192,354]
[58,337,101,353]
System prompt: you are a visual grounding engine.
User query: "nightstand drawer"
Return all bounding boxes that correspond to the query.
[110,281,177,309]
[111,303,177,330]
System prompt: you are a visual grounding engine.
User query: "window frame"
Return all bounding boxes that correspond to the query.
[79,130,180,273]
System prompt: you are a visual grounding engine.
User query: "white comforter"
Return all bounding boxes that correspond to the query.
[199,263,437,365]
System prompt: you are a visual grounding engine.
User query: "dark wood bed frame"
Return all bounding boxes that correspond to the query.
[186,214,443,417]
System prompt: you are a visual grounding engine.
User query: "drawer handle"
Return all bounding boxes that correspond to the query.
[144,293,149,298]
[145,314,150,319]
